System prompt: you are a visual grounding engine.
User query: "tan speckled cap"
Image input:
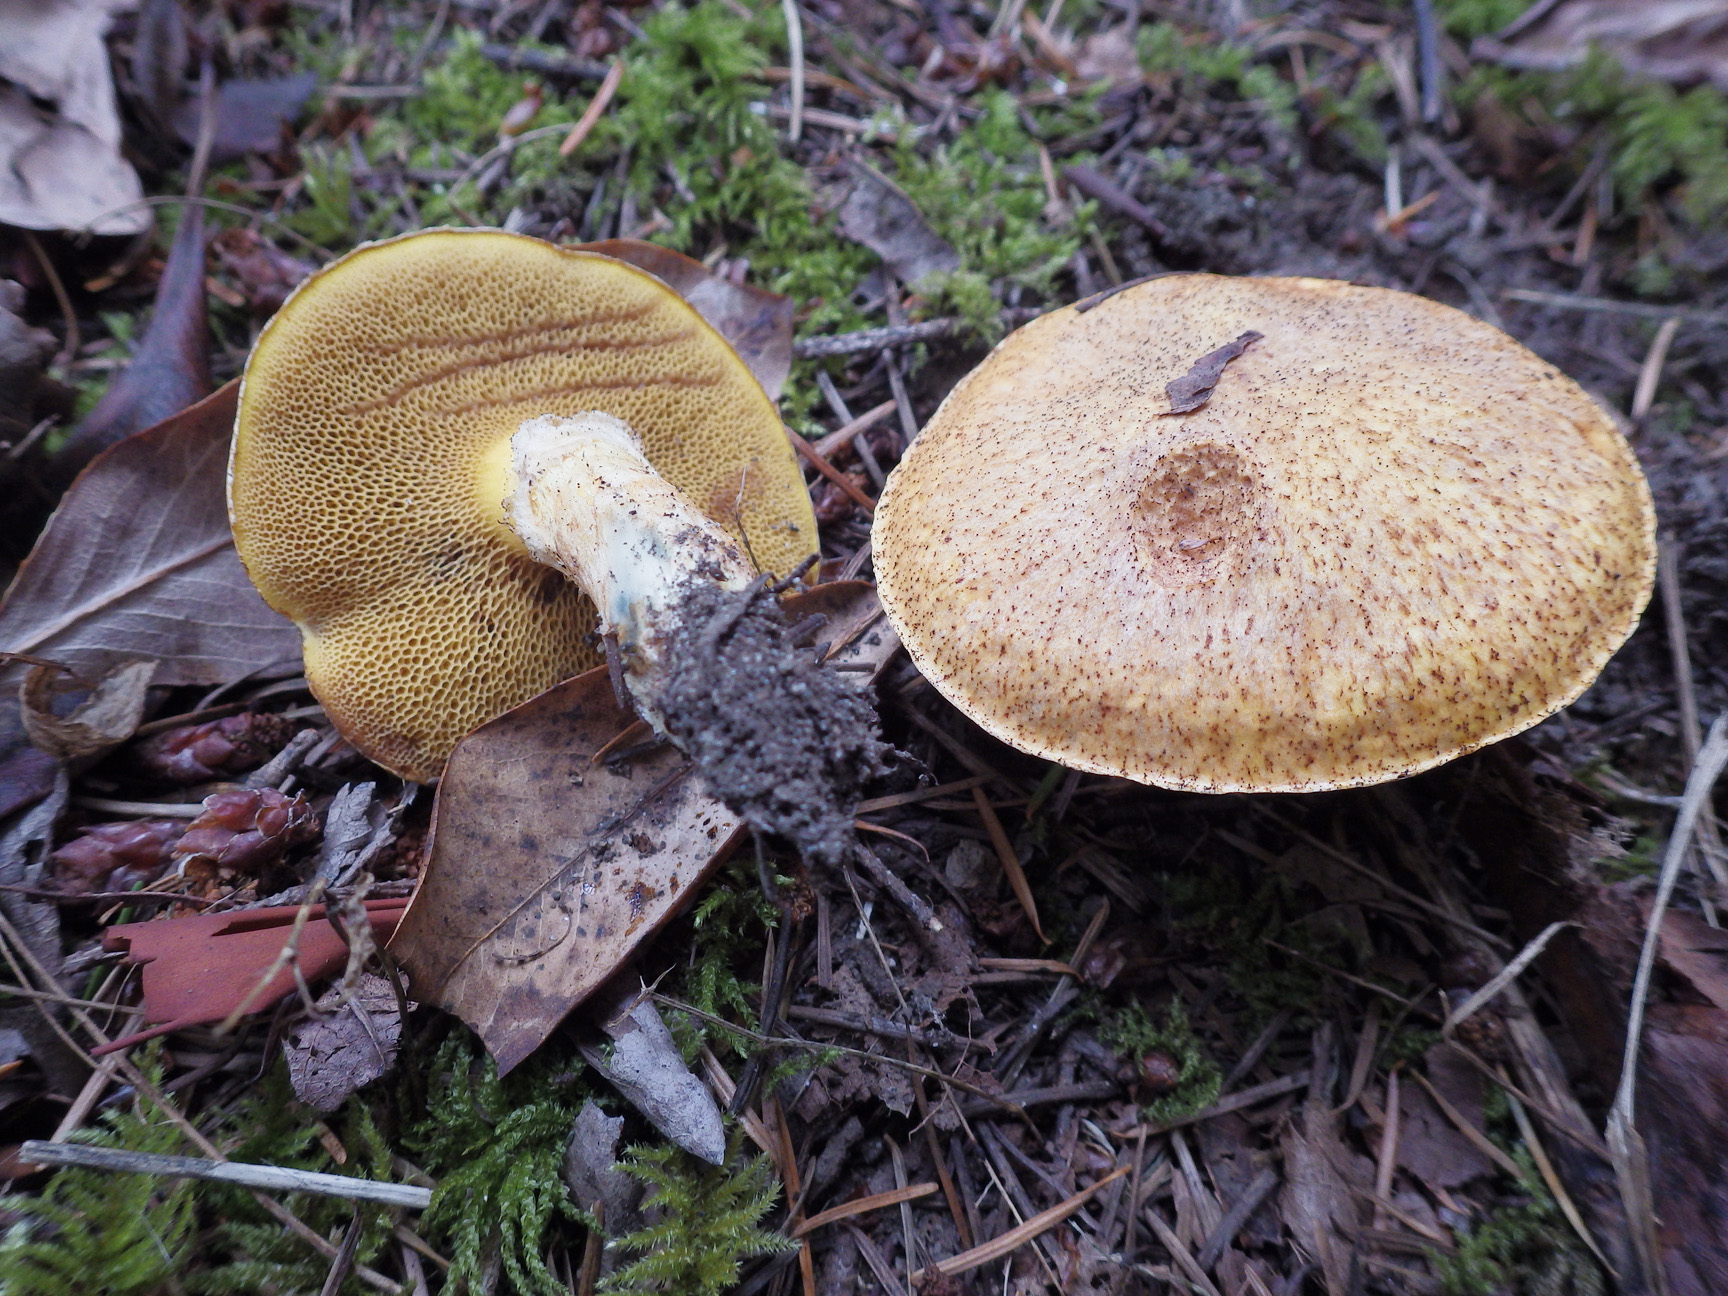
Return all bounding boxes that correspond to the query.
[872,274,1656,793]
[231,229,817,783]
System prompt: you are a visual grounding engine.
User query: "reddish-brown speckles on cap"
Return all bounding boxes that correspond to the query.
[871,274,1657,793]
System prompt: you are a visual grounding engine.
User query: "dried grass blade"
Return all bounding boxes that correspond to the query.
[1443,921,1573,1036]
[972,784,1044,941]
[792,1182,939,1238]
[914,1165,1127,1280]
[559,59,624,156]
[1606,712,1728,1290]
[1503,1080,1610,1271]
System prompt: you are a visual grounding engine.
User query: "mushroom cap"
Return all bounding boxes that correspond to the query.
[231,229,817,783]
[872,274,1656,793]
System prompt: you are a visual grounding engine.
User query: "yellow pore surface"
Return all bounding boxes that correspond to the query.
[873,274,1657,793]
[231,230,816,782]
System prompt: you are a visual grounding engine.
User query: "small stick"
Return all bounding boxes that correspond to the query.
[853,845,942,932]
[559,59,625,156]
[1630,317,1682,421]
[787,426,876,514]
[813,399,897,459]
[780,0,804,142]
[20,1140,432,1209]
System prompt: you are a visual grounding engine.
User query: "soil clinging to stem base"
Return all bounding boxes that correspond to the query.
[656,577,890,867]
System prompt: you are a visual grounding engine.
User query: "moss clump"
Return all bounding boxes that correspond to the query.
[892,87,1092,340]
[599,1135,796,1294]
[1431,1149,1601,1296]
[1099,998,1222,1124]
[183,1067,399,1294]
[0,1073,197,1296]
[409,1034,591,1296]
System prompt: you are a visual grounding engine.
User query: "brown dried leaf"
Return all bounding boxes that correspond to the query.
[1476,0,1728,93]
[1166,330,1262,414]
[0,381,302,686]
[20,658,157,761]
[284,974,409,1112]
[1395,1047,1495,1189]
[49,204,212,489]
[170,74,318,160]
[836,159,961,288]
[390,583,888,1074]
[0,0,149,235]
[388,664,744,1075]
[581,238,795,400]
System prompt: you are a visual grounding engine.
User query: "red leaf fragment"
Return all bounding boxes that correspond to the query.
[96,898,411,1054]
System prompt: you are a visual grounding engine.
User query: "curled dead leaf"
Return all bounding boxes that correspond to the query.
[19,658,157,762]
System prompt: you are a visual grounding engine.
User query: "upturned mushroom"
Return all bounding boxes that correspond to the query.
[229,229,818,784]
[871,274,1657,793]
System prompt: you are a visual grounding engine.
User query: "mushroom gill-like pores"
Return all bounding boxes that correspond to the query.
[871,274,1658,793]
[229,229,817,783]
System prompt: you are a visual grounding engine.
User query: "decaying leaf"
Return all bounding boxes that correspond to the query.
[580,999,726,1165]
[837,159,962,289]
[582,238,796,400]
[1279,1030,1370,1294]
[0,380,303,702]
[170,73,319,160]
[564,1100,647,1240]
[388,664,745,1074]
[19,658,157,762]
[99,898,412,1053]
[1,383,302,816]
[48,204,213,489]
[284,973,411,1112]
[390,582,893,1074]
[0,0,149,234]
[1475,0,1728,94]
[1166,330,1263,414]
[0,279,74,453]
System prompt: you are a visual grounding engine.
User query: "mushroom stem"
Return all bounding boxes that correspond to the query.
[507,412,755,730]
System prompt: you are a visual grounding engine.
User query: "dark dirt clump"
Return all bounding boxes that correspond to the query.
[657,577,890,867]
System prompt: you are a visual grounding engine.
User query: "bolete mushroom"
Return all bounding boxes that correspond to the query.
[871,274,1657,793]
[229,229,818,783]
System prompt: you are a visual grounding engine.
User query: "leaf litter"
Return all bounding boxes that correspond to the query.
[5,0,1728,1291]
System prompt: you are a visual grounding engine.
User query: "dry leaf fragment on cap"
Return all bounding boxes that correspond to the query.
[872,273,1657,793]
[230,228,818,784]
[1165,329,1262,414]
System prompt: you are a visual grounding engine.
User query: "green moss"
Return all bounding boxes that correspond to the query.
[599,1135,796,1294]
[1431,0,1528,41]
[408,1033,592,1296]
[1136,22,1299,133]
[186,1067,398,1294]
[1459,52,1728,242]
[0,1069,197,1296]
[1431,1149,1600,1296]
[1098,998,1222,1124]
[891,88,1090,340]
